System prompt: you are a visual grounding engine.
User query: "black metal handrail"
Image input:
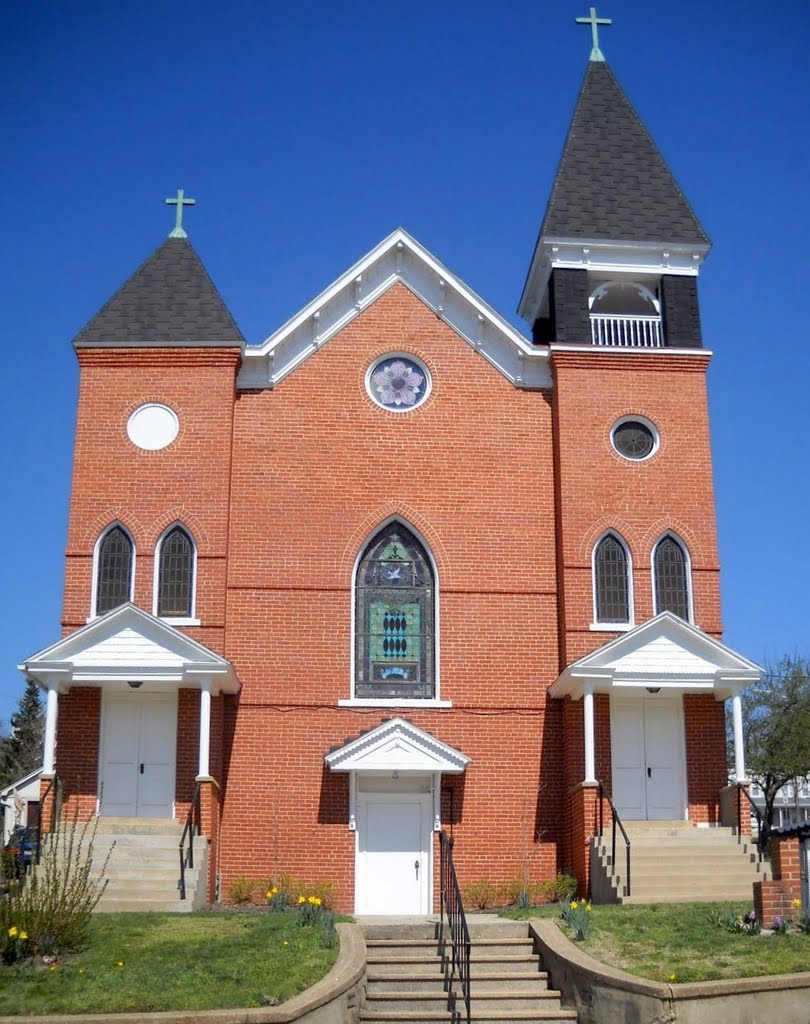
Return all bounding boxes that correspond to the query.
[178,781,202,900]
[34,774,62,867]
[736,782,768,857]
[597,780,631,898]
[439,832,471,1024]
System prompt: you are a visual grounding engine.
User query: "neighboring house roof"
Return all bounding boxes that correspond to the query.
[539,61,709,246]
[0,767,42,801]
[73,237,245,349]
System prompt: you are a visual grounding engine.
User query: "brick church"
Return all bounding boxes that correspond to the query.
[20,22,762,912]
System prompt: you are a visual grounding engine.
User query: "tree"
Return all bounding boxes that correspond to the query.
[738,656,810,846]
[0,679,44,788]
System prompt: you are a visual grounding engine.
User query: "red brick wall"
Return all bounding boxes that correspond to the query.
[683,694,728,823]
[55,687,101,820]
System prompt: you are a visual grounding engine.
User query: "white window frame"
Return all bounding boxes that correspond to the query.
[89,522,136,620]
[651,532,694,623]
[339,516,449,708]
[152,523,200,626]
[591,530,634,631]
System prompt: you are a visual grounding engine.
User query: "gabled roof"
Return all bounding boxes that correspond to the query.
[539,62,709,246]
[325,717,469,774]
[19,603,239,693]
[237,228,551,391]
[550,612,761,701]
[73,237,245,349]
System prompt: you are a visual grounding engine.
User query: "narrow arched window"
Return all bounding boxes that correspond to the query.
[157,526,195,618]
[594,533,630,624]
[95,525,133,615]
[653,535,690,620]
[355,522,435,700]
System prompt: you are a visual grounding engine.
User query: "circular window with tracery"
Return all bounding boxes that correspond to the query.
[367,354,431,412]
[611,417,658,461]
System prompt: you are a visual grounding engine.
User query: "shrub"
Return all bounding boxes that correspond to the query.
[497,879,524,907]
[462,879,499,910]
[228,876,257,905]
[0,812,110,956]
[797,915,810,935]
[264,886,290,912]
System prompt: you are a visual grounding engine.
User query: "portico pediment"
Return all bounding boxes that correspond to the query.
[19,603,238,693]
[325,717,470,774]
[550,612,761,700]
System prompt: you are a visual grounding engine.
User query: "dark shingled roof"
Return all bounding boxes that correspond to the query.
[540,61,710,246]
[73,237,245,349]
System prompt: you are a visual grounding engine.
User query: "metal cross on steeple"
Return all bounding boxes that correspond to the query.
[576,6,612,63]
[165,188,196,238]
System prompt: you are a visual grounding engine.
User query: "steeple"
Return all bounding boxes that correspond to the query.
[519,32,710,349]
[73,236,245,350]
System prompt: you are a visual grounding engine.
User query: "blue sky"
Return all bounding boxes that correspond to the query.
[1,1,807,723]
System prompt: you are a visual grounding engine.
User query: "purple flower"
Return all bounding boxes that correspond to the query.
[746,910,757,922]
[773,916,783,928]
[372,360,424,407]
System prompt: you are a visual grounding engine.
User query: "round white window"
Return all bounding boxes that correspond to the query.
[126,404,179,451]
[611,416,659,461]
[366,354,431,412]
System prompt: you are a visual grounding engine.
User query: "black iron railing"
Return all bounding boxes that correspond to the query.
[597,780,631,898]
[178,781,202,900]
[439,832,470,1024]
[736,782,768,857]
[34,774,62,867]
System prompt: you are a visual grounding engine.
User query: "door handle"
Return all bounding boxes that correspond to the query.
[414,859,419,880]
[140,763,145,775]
[647,767,652,778]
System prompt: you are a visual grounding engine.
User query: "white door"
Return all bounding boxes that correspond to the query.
[356,794,431,914]
[611,697,684,820]
[100,693,177,818]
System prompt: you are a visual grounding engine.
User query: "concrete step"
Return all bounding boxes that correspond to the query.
[368,939,535,958]
[93,817,184,835]
[364,992,565,1013]
[368,972,552,994]
[94,897,194,913]
[360,1012,577,1024]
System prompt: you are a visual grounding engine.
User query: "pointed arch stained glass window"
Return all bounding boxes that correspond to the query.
[355,523,435,699]
[157,526,194,618]
[654,535,690,620]
[594,533,630,623]
[96,526,133,615]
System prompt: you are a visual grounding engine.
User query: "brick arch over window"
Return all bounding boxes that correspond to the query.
[155,524,196,620]
[353,520,436,701]
[593,531,632,625]
[652,533,692,621]
[340,502,449,585]
[93,523,134,616]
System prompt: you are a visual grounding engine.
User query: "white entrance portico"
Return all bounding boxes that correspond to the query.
[550,612,762,820]
[325,717,469,914]
[18,603,239,816]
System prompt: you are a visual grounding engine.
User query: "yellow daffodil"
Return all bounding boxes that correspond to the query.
[8,927,17,938]
[585,905,592,912]
[283,940,288,946]
[19,932,27,941]
[297,895,306,904]
[569,901,578,910]
[50,966,57,972]
[116,961,124,968]
[792,898,802,909]
[669,973,677,982]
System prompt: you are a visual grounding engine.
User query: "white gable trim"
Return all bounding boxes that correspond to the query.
[237,228,551,392]
[550,612,761,701]
[325,717,469,774]
[19,603,238,694]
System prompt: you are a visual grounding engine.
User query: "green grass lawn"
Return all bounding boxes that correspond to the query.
[0,911,339,1016]
[503,902,810,983]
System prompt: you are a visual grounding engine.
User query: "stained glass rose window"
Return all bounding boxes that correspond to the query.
[367,355,430,411]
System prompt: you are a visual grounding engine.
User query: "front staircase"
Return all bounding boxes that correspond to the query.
[82,818,207,912]
[361,919,578,1024]
[592,821,769,904]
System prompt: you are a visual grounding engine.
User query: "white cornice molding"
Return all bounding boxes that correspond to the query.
[325,716,470,774]
[238,228,552,392]
[518,237,711,328]
[549,612,762,701]
[19,603,239,694]
[549,344,713,359]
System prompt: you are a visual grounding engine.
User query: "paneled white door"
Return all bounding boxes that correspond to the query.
[611,697,683,820]
[356,794,431,914]
[100,692,177,818]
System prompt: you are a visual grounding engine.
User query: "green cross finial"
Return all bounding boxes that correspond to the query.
[165,188,196,238]
[576,6,612,62]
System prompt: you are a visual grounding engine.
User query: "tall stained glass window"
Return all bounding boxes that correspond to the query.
[96,525,133,615]
[355,523,434,699]
[594,533,630,623]
[654,535,690,620]
[157,526,194,618]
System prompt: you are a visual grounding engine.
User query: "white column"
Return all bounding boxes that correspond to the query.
[43,685,58,775]
[732,691,746,781]
[583,682,596,784]
[198,682,212,779]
